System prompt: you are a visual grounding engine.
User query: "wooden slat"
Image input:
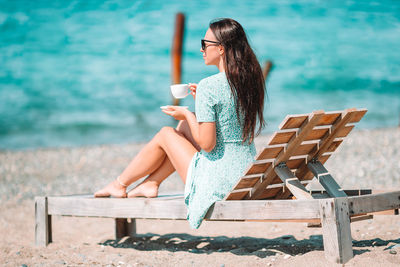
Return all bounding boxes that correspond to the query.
[292,141,319,156]
[256,187,284,200]
[47,195,322,221]
[348,108,367,123]
[288,154,309,162]
[353,189,399,215]
[372,209,399,215]
[48,196,188,219]
[206,199,321,220]
[265,179,309,190]
[336,125,354,138]
[310,189,372,196]
[318,154,331,164]
[240,173,264,179]
[266,180,308,189]
[244,160,273,175]
[225,190,250,200]
[348,191,400,215]
[246,219,321,223]
[234,175,262,189]
[317,112,341,126]
[286,158,305,169]
[257,144,285,160]
[269,188,374,201]
[268,129,297,145]
[304,126,330,141]
[325,139,343,152]
[274,187,289,200]
[279,114,308,129]
[350,214,373,223]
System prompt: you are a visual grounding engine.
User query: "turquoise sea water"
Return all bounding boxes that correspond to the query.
[1,0,399,150]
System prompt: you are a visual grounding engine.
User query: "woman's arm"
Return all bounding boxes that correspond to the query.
[162,106,216,152]
[184,110,216,152]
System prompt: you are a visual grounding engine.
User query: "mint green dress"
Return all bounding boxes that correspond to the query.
[184,72,256,229]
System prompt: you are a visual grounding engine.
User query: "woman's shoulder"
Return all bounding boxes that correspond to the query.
[198,72,227,89]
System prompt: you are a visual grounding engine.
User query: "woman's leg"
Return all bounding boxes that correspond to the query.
[94,123,198,198]
[127,120,200,198]
[126,156,174,198]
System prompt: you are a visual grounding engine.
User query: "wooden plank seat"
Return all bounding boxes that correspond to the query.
[35,108,400,264]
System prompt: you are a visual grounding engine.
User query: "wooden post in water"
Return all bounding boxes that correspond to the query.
[262,60,273,81]
[171,13,185,106]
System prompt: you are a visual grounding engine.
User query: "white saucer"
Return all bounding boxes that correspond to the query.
[160,106,188,110]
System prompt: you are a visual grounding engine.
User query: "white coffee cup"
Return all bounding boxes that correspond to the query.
[170,84,189,99]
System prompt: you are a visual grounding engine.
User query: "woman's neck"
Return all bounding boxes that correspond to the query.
[217,57,225,72]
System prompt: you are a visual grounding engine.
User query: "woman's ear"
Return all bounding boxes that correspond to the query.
[218,45,224,55]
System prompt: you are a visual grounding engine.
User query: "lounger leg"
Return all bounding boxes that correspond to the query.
[115,218,136,239]
[35,197,52,246]
[319,198,353,264]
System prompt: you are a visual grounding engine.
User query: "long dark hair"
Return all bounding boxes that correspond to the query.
[209,18,266,143]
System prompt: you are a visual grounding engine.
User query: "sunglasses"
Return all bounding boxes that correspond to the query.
[201,39,220,50]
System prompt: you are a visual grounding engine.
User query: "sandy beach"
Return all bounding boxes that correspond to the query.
[1,127,399,266]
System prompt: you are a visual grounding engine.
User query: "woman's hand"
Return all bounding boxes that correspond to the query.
[189,83,197,100]
[162,106,190,120]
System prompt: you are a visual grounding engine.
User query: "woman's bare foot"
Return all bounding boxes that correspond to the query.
[127,180,159,198]
[94,180,127,198]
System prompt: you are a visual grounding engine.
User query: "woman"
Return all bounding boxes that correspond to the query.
[95,18,266,229]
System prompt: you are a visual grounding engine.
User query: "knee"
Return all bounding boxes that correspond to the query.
[156,126,179,141]
[158,126,175,136]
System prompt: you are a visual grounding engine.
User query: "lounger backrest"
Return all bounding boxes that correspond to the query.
[225,108,367,200]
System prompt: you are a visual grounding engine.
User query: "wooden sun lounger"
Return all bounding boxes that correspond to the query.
[35,108,400,264]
